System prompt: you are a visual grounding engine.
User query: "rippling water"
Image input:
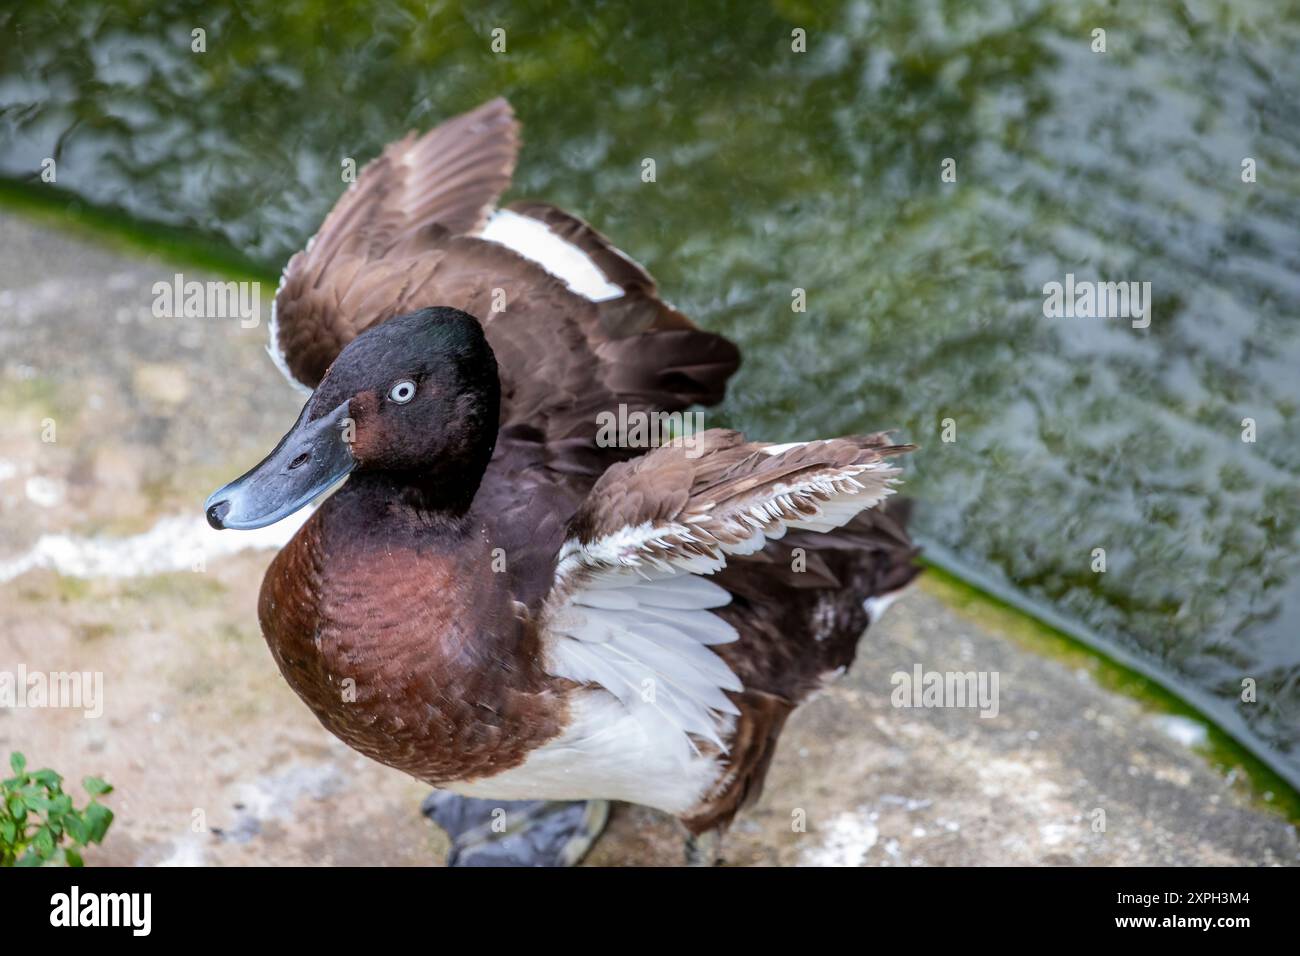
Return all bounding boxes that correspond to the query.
[2,1,1298,785]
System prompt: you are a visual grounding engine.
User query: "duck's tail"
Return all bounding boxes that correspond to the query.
[716,494,921,687]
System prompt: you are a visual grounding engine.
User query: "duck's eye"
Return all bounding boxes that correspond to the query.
[388,380,416,404]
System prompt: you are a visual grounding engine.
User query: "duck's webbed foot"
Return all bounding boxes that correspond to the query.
[683,827,725,866]
[422,791,609,867]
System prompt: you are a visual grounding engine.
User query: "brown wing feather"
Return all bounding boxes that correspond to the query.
[567,430,913,551]
[304,97,518,267]
[273,99,520,386]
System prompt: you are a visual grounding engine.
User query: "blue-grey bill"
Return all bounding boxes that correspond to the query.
[205,401,354,530]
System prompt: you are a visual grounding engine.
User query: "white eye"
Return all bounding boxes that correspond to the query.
[388,380,416,404]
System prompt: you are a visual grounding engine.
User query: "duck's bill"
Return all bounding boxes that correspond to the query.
[204,401,354,530]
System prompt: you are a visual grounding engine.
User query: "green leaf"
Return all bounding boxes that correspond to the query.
[65,848,84,868]
[34,826,55,857]
[7,794,26,822]
[15,850,42,867]
[63,813,87,844]
[32,769,62,790]
[82,776,112,797]
[9,753,25,776]
[0,818,15,843]
[84,803,113,844]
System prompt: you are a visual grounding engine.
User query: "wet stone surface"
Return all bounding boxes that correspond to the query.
[1,213,1295,866]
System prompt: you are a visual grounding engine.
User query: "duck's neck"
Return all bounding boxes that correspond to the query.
[341,465,482,526]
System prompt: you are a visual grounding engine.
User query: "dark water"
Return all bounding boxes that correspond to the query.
[3,1,1298,784]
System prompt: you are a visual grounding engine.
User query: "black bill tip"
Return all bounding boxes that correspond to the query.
[206,499,231,530]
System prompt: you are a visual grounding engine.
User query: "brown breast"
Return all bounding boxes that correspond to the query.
[257,499,568,785]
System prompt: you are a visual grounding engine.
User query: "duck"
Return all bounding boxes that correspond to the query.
[204,98,920,866]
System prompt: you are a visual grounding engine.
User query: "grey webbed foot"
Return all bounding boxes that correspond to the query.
[422,791,609,867]
[684,827,724,866]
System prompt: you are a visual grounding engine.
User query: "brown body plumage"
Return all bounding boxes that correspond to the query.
[221,98,919,844]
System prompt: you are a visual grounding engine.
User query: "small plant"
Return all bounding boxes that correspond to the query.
[0,752,113,867]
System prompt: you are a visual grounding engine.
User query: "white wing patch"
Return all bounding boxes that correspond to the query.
[547,565,741,758]
[481,209,625,302]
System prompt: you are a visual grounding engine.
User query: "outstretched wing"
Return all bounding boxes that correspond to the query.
[270,98,521,389]
[268,99,739,445]
[540,430,912,759]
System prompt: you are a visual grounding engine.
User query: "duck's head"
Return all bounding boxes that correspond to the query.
[205,307,499,530]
